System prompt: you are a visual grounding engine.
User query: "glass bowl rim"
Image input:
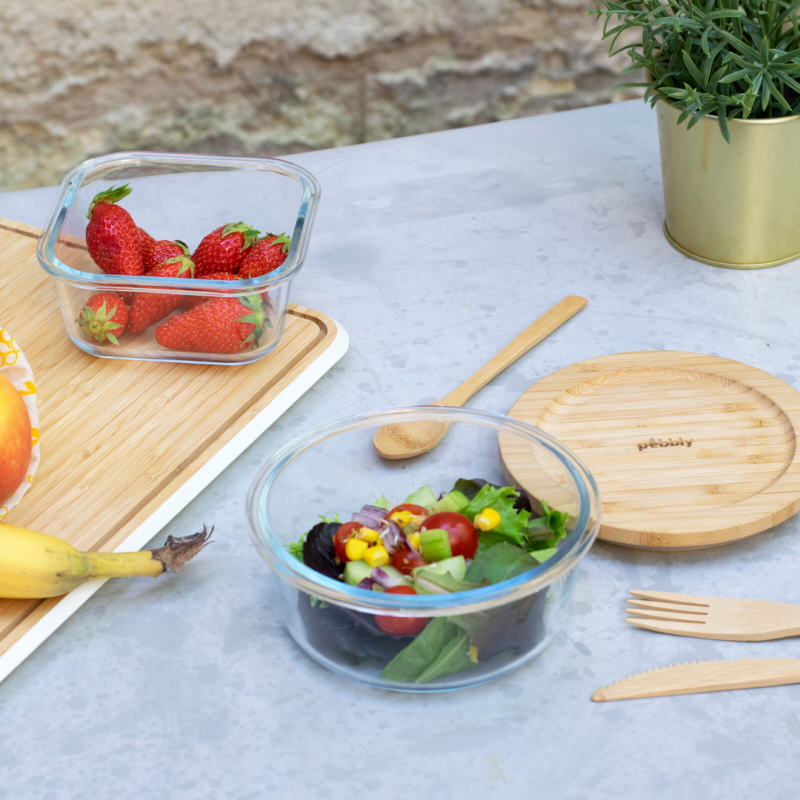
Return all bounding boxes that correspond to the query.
[36,151,320,293]
[247,405,602,615]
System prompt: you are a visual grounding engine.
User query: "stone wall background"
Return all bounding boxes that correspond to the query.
[0,0,640,192]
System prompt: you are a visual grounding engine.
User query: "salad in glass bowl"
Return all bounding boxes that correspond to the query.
[248,407,601,691]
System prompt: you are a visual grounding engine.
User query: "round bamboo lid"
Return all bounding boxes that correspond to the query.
[502,351,800,550]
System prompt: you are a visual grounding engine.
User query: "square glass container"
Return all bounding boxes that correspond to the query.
[36,152,320,364]
[248,407,601,692]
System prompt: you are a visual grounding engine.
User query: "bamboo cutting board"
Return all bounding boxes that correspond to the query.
[0,217,348,680]
[502,351,800,550]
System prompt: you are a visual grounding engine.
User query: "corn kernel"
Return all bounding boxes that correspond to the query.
[345,538,369,561]
[408,532,421,551]
[390,511,413,526]
[363,545,390,567]
[357,527,380,543]
[474,507,501,531]
[468,645,479,664]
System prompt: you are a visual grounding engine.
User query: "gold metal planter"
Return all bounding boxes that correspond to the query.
[657,100,800,269]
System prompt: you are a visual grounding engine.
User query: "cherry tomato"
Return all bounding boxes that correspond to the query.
[420,512,478,559]
[391,546,427,576]
[374,586,428,636]
[385,503,429,520]
[333,521,363,563]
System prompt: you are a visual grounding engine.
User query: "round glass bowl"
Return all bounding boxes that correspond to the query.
[36,152,320,365]
[248,406,601,692]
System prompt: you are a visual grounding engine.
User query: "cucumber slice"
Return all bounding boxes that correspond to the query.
[412,555,466,581]
[430,490,470,514]
[344,560,374,586]
[419,528,453,562]
[403,485,438,509]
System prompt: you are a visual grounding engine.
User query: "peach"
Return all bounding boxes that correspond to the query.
[0,373,32,506]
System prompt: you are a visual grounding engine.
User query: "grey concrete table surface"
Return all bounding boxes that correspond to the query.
[0,99,798,800]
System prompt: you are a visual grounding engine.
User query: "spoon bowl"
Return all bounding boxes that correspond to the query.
[372,295,587,460]
[372,417,450,460]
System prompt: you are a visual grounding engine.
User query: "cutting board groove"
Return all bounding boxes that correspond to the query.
[0,217,339,659]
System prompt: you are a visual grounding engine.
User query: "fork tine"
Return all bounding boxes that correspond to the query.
[625,607,706,624]
[629,589,709,607]
[627,599,708,616]
[625,617,711,638]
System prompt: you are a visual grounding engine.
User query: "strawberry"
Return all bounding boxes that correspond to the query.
[181,272,244,310]
[137,227,157,251]
[76,292,128,345]
[85,185,144,276]
[142,239,189,273]
[127,256,195,335]
[191,223,260,277]
[237,234,291,279]
[155,295,270,354]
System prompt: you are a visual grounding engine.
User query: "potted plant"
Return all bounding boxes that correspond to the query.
[591,0,800,268]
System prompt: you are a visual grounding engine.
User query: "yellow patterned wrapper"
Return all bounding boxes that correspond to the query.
[0,327,39,518]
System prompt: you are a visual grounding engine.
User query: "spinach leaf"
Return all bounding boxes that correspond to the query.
[449,590,548,662]
[451,478,488,501]
[414,629,473,683]
[379,618,459,683]
[465,542,541,585]
[530,547,558,564]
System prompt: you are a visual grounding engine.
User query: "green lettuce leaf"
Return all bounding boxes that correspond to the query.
[463,484,531,548]
[524,501,570,549]
[287,537,305,562]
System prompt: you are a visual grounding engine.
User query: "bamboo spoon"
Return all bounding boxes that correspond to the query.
[372,295,588,459]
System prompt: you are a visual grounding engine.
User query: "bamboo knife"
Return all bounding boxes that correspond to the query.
[592,658,800,702]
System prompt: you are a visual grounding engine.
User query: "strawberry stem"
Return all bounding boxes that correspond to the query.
[87,184,133,219]
[221,222,261,250]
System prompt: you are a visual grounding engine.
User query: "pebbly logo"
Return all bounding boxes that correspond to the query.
[638,437,692,452]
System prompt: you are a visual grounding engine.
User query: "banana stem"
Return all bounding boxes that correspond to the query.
[85,526,214,580]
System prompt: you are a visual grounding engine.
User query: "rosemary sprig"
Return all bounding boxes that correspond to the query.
[589,0,800,141]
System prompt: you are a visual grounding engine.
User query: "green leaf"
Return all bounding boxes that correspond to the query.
[287,537,305,562]
[530,547,559,564]
[465,543,541,585]
[462,485,531,547]
[414,569,484,595]
[683,50,707,88]
[448,591,546,663]
[718,108,732,143]
[413,630,473,683]
[379,618,461,682]
[372,495,391,510]
[451,478,486,501]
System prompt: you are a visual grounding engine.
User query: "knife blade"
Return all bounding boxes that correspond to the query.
[592,658,800,701]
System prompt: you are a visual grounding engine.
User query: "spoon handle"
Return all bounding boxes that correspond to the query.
[434,295,588,408]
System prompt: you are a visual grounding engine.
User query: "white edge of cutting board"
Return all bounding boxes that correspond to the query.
[0,319,349,685]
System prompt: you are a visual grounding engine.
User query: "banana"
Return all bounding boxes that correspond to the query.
[0,523,212,599]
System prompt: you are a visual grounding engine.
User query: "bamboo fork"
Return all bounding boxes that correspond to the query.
[625,590,800,641]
